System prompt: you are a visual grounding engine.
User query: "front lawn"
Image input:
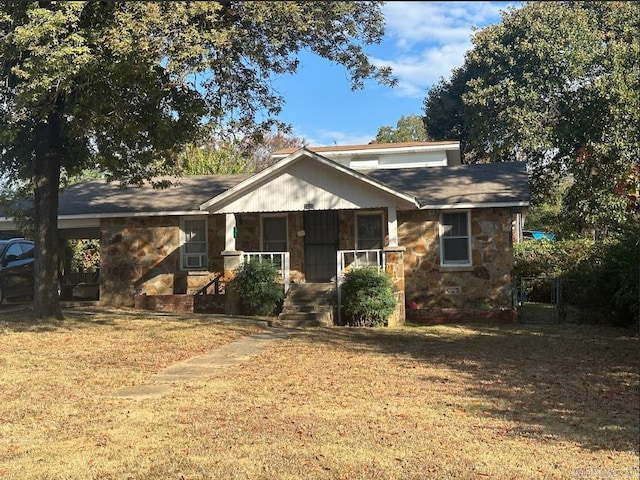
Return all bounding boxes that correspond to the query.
[0,308,637,479]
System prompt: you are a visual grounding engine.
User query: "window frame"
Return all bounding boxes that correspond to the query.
[355,211,384,250]
[261,214,288,252]
[439,210,472,267]
[180,216,208,271]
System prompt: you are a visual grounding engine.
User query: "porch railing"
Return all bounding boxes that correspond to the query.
[242,251,290,293]
[336,249,385,324]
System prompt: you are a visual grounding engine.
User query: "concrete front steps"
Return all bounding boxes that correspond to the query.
[277,283,336,327]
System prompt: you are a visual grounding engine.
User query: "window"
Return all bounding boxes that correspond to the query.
[19,242,34,259]
[356,212,383,250]
[440,211,471,266]
[262,215,287,252]
[181,218,207,270]
[4,243,23,263]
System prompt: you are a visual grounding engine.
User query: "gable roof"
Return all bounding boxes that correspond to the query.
[365,161,529,208]
[199,148,420,212]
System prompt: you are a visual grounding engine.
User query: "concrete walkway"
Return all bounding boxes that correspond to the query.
[113,329,289,400]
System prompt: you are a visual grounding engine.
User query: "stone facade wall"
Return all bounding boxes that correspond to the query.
[399,208,514,309]
[384,247,406,326]
[101,216,224,307]
[100,207,515,313]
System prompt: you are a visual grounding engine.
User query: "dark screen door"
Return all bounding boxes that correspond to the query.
[304,210,338,282]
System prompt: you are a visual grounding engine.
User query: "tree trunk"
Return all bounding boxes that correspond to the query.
[33,108,64,320]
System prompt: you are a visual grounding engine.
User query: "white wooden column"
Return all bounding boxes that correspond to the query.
[224,213,237,252]
[387,206,398,247]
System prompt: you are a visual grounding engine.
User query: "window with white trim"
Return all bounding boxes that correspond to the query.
[262,215,287,252]
[440,211,471,265]
[181,217,208,270]
[356,212,383,250]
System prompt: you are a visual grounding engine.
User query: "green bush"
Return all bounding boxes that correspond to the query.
[341,266,397,327]
[227,259,284,316]
[514,234,639,326]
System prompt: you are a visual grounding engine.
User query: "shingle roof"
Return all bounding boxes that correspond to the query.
[364,162,529,207]
[3,160,528,221]
[57,175,250,216]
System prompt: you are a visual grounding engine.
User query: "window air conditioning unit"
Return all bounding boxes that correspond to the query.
[185,255,204,268]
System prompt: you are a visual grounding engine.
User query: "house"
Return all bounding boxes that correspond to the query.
[0,141,530,324]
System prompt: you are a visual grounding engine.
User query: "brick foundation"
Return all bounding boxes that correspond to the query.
[134,294,225,314]
[406,308,518,325]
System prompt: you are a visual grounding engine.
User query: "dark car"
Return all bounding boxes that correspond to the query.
[0,238,35,303]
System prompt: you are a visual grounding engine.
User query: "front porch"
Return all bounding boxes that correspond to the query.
[219,207,406,325]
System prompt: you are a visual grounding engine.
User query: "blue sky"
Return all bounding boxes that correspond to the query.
[271,1,520,147]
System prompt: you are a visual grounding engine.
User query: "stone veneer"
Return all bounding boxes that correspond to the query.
[399,208,514,309]
[100,215,225,307]
[100,207,515,315]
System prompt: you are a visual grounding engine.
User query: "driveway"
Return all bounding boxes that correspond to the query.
[0,303,32,315]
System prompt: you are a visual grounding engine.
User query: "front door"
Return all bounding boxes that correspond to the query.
[304,210,338,282]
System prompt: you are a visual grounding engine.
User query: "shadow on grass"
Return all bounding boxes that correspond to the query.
[0,305,268,335]
[294,323,639,454]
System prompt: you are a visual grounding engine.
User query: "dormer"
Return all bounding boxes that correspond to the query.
[271,141,461,170]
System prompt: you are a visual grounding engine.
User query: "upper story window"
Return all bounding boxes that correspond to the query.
[356,212,383,250]
[440,211,471,266]
[181,217,207,270]
[262,215,287,252]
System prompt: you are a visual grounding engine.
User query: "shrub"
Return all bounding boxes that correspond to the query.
[514,234,639,326]
[341,266,397,327]
[227,259,284,316]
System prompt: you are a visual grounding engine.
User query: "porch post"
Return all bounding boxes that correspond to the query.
[225,213,237,251]
[222,213,243,315]
[387,206,398,247]
[384,245,406,327]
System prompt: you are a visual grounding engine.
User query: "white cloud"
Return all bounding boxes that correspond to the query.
[371,41,471,97]
[383,2,513,48]
[375,1,520,98]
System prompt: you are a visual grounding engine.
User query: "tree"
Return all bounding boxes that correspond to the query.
[375,114,431,143]
[251,130,307,172]
[0,1,394,319]
[178,129,307,175]
[423,1,639,235]
[178,142,253,176]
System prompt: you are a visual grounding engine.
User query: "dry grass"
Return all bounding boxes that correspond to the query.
[0,308,638,479]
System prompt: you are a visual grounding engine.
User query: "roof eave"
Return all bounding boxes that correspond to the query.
[419,201,530,210]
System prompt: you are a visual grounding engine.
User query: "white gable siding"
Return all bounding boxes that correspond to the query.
[211,160,414,214]
[322,150,448,170]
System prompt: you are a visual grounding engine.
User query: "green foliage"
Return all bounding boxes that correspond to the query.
[423,1,640,235]
[178,130,307,175]
[514,233,639,326]
[227,259,284,316]
[514,238,596,279]
[179,142,253,175]
[63,239,100,273]
[375,114,431,143]
[341,267,397,327]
